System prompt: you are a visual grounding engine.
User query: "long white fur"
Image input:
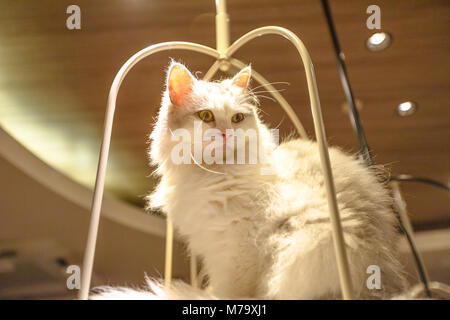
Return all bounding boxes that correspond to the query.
[92,62,408,300]
[91,278,216,300]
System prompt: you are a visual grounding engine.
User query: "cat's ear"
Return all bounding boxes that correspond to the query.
[167,62,195,106]
[231,66,251,91]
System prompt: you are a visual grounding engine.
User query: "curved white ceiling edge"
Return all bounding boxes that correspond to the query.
[0,126,166,238]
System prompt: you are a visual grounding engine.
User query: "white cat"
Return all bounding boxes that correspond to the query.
[92,62,407,300]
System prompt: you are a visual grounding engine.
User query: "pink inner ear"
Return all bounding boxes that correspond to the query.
[168,65,194,106]
[232,69,250,89]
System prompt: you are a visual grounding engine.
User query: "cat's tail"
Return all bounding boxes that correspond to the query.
[90,277,218,300]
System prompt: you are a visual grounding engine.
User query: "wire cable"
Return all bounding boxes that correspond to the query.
[319,0,432,298]
[320,0,373,167]
[390,175,450,192]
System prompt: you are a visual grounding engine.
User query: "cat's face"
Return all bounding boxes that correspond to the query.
[150,62,267,169]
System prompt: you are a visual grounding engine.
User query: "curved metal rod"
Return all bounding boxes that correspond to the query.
[320,0,430,295]
[226,26,354,299]
[190,250,198,288]
[164,215,174,288]
[391,175,450,192]
[203,59,221,81]
[78,42,220,300]
[391,181,431,297]
[80,27,353,300]
[229,58,308,139]
[203,58,308,139]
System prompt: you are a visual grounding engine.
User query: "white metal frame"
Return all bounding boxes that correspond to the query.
[78,0,354,300]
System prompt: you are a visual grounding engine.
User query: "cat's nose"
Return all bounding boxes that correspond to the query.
[221,131,232,141]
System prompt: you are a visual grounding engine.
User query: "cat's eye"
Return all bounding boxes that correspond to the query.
[231,113,245,123]
[198,110,214,122]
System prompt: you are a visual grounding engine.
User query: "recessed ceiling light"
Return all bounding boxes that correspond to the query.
[366,32,392,51]
[397,101,417,116]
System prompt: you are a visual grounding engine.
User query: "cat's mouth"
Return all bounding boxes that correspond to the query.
[181,133,261,166]
[212,134,233,150]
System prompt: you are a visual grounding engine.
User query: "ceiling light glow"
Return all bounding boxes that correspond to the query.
[397,101,417,116]
[366,32,392,51]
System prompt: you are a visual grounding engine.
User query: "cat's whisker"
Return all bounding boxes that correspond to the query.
[257,107,270,117]
[189,151,225,175]
[251,88,287,95]
[238,96,260,106]
[239,96,259,104]
[168,127,176,138]
[274,115,286,130]
[249,81,290,92]
[254,94,277,103]
[168,127,225,175]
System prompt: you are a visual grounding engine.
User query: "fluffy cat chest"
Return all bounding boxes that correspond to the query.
[172,180,265,214]
[189,218,262,270]
[189,220,262,298]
